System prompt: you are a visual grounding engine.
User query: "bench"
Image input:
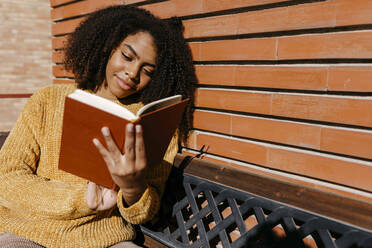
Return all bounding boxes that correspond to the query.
[1,132,371,247]
[139,153,372,248]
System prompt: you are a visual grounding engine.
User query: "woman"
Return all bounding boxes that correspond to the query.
[0,5,196,248]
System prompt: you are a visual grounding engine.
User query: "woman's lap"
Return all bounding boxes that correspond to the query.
[109,241,142,248]
[0,233,45,248]
[0,233,142,248]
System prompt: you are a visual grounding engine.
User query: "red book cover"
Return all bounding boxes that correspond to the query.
[58,91,188,189]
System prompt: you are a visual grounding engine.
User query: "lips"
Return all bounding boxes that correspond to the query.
[115,75,135,91]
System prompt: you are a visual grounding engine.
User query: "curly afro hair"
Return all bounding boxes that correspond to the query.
[63,5,196,144]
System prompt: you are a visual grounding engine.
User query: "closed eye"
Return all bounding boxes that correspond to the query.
[143,67,154,77]
[121,52,132,61]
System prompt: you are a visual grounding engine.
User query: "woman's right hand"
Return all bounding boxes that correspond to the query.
[92,124,148,206]
[86,181,117,211]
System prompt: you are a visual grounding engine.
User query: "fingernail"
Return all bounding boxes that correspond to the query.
[102,127,110,136]
[127,123,133,132]
[92,138,99,146]
[136,125,141,133]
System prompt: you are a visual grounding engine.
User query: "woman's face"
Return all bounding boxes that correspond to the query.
[97,31,157,100]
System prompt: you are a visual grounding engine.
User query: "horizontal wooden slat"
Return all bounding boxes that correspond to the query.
[194,110,372,160]
[189,132,372,191]
[196,89,372,127]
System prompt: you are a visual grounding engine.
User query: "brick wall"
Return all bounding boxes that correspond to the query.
[0,0,52,131]
[51,0,372,199]
[51,0,372,233]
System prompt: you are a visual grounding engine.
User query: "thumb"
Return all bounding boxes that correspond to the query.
[86,181,100,210]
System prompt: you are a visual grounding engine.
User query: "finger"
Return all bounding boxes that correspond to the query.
[97,188,117,211]
[86,182,99,210]
[124,123,135,162]
[93,138,114,168]
[135,125,147,170]
[101,127,122,158]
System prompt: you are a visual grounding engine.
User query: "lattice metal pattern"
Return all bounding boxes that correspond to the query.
[141,172,372,248]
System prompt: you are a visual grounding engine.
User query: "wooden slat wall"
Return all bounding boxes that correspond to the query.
[50,0,372,205]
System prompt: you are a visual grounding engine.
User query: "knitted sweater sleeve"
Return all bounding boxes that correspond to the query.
[0,88,95,220]
[117,132,177,224]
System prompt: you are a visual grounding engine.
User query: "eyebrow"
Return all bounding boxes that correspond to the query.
[123,44,156,68]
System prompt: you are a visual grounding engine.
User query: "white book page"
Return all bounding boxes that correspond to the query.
[68,89,137,120]
[137,95,182,117]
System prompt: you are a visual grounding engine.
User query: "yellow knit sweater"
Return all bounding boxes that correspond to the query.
[0,84,176,248]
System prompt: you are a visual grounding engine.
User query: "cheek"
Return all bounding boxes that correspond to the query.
[105,59,114,79]
[107,54,122,74]
[138,76,152,90]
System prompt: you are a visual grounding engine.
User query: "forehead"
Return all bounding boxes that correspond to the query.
[120,32,157,62]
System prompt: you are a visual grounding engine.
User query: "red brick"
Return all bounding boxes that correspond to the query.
[198,38,277,61]
[328,66,372,92]
[278,31,372,59]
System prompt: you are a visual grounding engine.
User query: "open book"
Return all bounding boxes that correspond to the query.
[58,89,189,189]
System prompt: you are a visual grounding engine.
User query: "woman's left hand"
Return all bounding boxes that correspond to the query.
[92,123,147,208]
[86,181,117,210]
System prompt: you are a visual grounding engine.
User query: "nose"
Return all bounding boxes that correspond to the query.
[126,63,140,84]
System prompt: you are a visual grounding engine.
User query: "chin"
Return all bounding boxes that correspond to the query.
[116,90,135,99]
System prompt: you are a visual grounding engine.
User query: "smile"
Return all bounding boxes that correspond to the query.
[115,75,135,91]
